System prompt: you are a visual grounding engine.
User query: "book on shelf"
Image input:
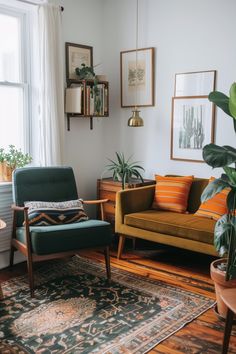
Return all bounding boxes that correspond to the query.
[66,81,108,117]
[65,86,82,114]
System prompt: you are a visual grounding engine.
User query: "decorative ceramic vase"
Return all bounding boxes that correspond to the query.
[210,258,236,318]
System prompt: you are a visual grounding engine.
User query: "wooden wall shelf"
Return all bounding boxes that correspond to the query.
[66,79,109,130]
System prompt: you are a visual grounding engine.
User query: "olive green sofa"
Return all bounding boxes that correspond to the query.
[115,177,218,259]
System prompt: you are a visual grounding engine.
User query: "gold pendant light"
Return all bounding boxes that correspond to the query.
[128,108,143,127]
[128,0,144,127]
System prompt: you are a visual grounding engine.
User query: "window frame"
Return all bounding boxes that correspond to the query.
[0,4,31,154]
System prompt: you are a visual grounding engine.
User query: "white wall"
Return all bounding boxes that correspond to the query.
[53,0,236,199]
[51,0,110,206]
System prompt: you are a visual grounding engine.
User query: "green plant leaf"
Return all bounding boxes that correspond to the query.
[208,91,231,116]
[203,144,236,168]
[102,152,144,187]
[223,166,236,186]
[229,82,236,119]
[226,189,236,212]
[214,214,234,256]
[201,178,229,203]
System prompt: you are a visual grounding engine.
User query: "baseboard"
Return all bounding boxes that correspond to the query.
[0,250,26,270]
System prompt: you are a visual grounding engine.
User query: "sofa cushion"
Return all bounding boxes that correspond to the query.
[195,177,229,220]
[124,210,215,244]
[187,177,209,213]
[16,220,112,255]
[152,175,194,213]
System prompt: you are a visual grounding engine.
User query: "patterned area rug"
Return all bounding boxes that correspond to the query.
[0,256,215,354]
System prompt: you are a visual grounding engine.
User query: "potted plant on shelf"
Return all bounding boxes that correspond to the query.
[0,145,33,182]
[103,152,144,190]
[201,82,236,318]
[75,63,101,114]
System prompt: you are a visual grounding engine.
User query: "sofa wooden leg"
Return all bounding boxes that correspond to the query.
[104,246,111,281]
[117,235,126,259]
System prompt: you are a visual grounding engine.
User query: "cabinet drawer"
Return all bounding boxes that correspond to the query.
[99,190,116,202]
[99,182,122,193]
[103,202,116,215]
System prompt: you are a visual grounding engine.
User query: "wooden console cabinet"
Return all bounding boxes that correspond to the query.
[97,178,156,229]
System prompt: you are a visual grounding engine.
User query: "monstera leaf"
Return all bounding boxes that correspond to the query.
[208,91,231,117]
[229,82,236,119]
[202,144,236,168]
[209,83,236,132]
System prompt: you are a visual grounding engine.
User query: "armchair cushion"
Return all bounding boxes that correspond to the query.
[16,220,112,255]
[25,199,88,226]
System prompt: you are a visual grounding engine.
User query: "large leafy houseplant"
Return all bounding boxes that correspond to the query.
[201,82,236,281]
[103,152,144,190]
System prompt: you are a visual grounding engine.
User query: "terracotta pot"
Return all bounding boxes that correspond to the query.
[0,162,14,182]
[0,162,4,182]
[210,258,236,318]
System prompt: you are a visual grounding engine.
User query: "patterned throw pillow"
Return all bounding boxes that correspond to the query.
[152,175,194,213]
[195,177,229,220]
[24,199,89,226]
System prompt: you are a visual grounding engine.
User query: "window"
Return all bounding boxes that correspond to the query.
[0,5,30,152]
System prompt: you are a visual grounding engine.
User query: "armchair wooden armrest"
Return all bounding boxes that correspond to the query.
[82,199,109,221]
[83,199,109,205]
[11,204,29,212]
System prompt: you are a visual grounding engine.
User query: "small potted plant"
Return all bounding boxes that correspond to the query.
[201,82,236,317]
[0,145,33,182]
[103,152,144,190]
[75,63,102,115]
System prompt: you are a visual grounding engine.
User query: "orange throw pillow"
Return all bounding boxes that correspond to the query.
[195,177,229,220]
[152,175,194,213]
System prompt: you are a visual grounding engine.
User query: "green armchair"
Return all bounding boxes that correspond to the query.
[10,166,112,297]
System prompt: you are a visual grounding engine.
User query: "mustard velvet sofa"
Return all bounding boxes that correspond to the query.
[115,177,218,259]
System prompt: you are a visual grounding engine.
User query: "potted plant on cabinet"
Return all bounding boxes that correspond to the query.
[103,152,144,190]
[0,145,32,182]
[201,82,236,318]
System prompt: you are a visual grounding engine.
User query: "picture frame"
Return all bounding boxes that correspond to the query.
[174,70,216,97]
[120,47,154,107]
[65,42,93,81]
[170,96,215,162]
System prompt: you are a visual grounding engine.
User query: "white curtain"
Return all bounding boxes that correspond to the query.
[37,3,64,166]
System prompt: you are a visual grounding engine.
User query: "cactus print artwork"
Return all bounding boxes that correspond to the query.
[171,97,214,162]
[179,104,205,150]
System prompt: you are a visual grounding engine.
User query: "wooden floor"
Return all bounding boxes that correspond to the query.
[1,242,236,354]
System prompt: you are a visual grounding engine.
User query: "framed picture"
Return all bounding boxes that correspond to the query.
[65,42,93,81]
[120,47,154,107]
[170,96,215,162]
[174,70,216,97]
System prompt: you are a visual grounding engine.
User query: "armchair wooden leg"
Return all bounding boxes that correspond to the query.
[0,285,3,300]
[104,246,111,281]
[27,258,35,298]
[222,308,234,354]
[9,245,15,268]
[117,235,126,259]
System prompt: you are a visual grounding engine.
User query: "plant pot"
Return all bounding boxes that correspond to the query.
[0,162,4,182]
[0,162,14,182]
[210,258,236,318]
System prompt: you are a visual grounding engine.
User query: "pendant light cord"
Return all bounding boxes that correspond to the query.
[135,0,139,110]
